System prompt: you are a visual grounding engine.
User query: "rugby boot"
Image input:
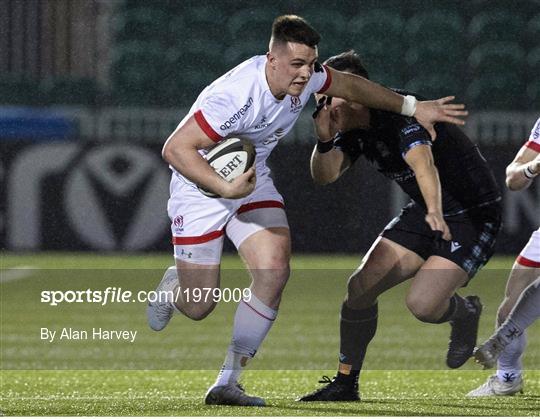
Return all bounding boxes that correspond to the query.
[205,383,266,406]
[467,374,524,397]
[446,296,482,368]
[474,335,505,369]
[147,266,177,331]
[297,375,360,402]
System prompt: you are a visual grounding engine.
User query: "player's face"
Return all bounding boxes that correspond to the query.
[269,42,318,98]
[315,94,366,132]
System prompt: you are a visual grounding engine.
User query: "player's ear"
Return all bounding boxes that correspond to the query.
[267,51,277,67]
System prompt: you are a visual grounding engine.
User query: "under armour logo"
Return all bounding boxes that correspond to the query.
[450,241,462,252]
[180,249,192,258]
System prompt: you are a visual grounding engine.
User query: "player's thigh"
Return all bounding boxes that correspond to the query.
[228,204,290,308]
[407,256,468,315]
[168,171,239,263]
[431,203,502,279]
[353,202,431,298]
[168,174,234,296]
[348,236,425,298]
[227,180,290,273]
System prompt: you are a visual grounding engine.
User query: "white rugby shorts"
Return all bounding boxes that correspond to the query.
[516,228,540,268]
[168,172,289,265]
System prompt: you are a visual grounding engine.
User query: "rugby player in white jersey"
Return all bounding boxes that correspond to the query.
[468,117,540,397]
[147,15,467,406]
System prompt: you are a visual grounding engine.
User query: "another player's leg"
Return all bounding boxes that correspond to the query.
[148,177,226,330]
[477,276,539,366]
[147,243,222,330]
[298,237,424,402]
[467,263,539,397]
[205,205,290,406]
[406,256,480,369]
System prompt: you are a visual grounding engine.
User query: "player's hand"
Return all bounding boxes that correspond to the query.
[528,154,540,175]
[415,96,468,140]
[313,97,336,141]
[220,167,256,199]
[425,211,452,241]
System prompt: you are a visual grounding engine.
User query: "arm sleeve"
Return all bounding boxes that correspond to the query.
[194,93,254,142]
[309,62,332,94]
[397,117,433,158]
[333,130,362,164]
[524,117,540,152]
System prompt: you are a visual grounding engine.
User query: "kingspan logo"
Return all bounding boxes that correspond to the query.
[220,97,254,130]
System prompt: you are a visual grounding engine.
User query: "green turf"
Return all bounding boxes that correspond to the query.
[1,253,538,416]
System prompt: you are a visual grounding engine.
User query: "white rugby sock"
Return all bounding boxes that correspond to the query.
[495,277,539,382]
[497,331,526,382]
[214,293,277,386]
[163,266,182,313]
[498,277,540,342]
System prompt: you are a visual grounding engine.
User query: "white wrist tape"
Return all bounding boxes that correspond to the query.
[524,165,538,179]
[401,95,417,117]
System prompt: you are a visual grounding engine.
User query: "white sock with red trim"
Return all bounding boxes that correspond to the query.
[213,293,277,387]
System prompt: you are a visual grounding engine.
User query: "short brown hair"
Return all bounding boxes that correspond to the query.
[271,15,320,48]
[324,50,369,79]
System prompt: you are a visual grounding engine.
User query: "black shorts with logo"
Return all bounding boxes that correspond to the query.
[381,200,502,281]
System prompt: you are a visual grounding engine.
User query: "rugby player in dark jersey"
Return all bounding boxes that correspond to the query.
[298,50,502,402]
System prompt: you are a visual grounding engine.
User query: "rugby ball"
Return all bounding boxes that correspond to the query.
[198,138,256,198]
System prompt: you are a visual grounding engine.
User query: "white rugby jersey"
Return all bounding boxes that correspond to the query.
[175,55,331,177]
[525,117,540,152]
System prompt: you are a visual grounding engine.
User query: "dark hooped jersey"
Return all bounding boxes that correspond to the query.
[332,91,501,215]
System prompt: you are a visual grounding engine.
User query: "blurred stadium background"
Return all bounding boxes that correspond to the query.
[1,1,540,415]
[1,0,539,254]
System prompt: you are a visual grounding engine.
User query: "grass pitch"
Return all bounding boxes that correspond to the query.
[1,253,539,416]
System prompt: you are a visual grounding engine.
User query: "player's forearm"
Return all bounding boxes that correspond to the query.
[163,145,228,195]
[344,74,403,114]
[310,147,343,185]
[506,162,536,191]
[414,164,443,214]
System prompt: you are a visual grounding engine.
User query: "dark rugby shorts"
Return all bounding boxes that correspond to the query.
[381,200,502,281]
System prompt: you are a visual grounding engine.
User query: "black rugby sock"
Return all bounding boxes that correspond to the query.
[338,302,378,381]
[435,294,476,323]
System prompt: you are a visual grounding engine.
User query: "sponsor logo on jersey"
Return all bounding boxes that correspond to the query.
[255,115,271,129]
[220,97,254,130]
[290,96,302,113]
[533,120,540,140]
[401,124,421,136]
[387,168,415,182]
